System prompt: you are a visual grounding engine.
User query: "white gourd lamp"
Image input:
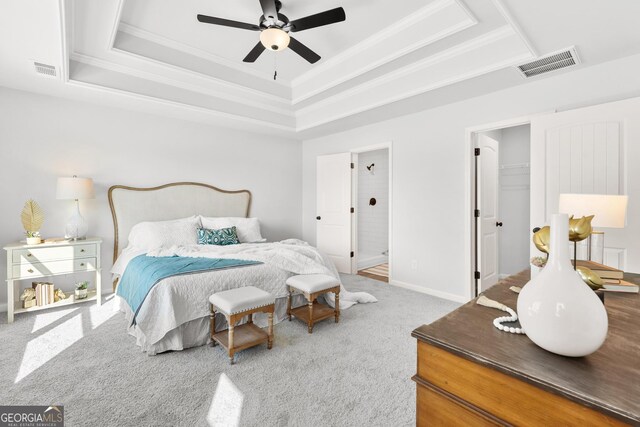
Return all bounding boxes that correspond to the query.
[56,176,95,240]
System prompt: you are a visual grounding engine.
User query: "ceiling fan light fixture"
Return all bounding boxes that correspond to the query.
[260,27,290,51]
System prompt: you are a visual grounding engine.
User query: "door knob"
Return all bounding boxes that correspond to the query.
[316,216,321,220]
[496,222,503,227]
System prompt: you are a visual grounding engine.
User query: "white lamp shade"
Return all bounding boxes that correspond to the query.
[56,177,95,200]
[260,28,290,51]
[559,193,628,228]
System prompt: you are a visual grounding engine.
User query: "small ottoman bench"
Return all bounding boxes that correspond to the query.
[209,286,275,364]
[286,274,340,334]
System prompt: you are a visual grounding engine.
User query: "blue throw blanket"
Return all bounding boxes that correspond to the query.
[117,255,261,325]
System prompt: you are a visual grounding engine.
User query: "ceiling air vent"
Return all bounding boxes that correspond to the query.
[516,48,579,78]
[33,61,57,78]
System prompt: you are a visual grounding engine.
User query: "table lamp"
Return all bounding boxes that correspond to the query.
[559,193,628,264]
[56,176,95,240]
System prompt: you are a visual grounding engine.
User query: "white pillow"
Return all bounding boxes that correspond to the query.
[127,216,200,250]
[199,217,266,243]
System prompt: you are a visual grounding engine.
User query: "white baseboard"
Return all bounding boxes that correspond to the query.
[389,279,469,303]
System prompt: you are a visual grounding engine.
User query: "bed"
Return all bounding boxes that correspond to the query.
[109,182,374,354]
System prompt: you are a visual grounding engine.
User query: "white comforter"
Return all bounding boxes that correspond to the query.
[115,240,376,354]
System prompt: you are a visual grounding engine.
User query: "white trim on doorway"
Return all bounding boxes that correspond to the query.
[463,114,549,300]
[351,142,393,282]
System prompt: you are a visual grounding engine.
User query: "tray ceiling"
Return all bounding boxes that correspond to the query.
[2,0,640,137]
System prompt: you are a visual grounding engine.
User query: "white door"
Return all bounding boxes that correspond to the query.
[531,97,640,271]
[477,134,500,292]
[317,152,353,273]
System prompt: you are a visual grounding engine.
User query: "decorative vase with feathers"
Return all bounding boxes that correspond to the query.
[517,213,608,357]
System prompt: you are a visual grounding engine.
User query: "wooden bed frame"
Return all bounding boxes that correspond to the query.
[108,182,252,264]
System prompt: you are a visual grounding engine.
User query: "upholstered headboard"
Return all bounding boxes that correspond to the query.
[108,182,251,262]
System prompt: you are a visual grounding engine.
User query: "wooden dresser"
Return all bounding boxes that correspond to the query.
[412,271,640,426]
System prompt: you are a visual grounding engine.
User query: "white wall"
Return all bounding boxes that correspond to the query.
[530,96,640,273]
[357,149,389,266]
[497,125,531,276]
[302,53,640,302]
[0,87,302,310]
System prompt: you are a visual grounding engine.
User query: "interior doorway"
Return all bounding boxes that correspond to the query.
[315,142,392,283]
[353,148,390,283]
[472,123,531,295]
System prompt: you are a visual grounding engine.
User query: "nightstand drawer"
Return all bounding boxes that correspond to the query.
[12,258,97,279]
[12,244,96,264]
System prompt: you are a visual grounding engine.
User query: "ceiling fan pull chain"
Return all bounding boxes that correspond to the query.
[273,52,278,81]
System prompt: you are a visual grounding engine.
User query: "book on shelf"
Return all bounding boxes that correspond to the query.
[572,260,624,280]
[32,282,55,305]
[32,282,42,306]
[602,280,639,293]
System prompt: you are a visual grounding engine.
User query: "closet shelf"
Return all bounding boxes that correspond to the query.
[499,162,530,170]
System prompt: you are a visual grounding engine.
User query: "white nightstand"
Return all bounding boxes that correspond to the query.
[3,237,102,323]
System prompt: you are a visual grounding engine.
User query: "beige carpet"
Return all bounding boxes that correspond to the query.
[0,274,459,426]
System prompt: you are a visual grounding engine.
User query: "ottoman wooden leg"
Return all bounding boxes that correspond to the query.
[307,298,314,334]
[210,304,217,346]
[267,311,274,349]
[335,290,340,323]
[228,320,235,365]
[287,287,292,321]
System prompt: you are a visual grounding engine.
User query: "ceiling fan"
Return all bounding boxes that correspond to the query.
[197,0,346,64]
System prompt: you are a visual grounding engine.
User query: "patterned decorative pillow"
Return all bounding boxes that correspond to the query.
[197,227,240,246]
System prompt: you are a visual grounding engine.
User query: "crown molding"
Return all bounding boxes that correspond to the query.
[490,0,538,57]
[108,0,126,51]
[297,26,522,116]
[116,21,290,88]
[69,52,294,117]
[296,26,535,131]
[56,0,545,136]
[291,0,471,87]
[65,77,296,135]
[296,53,533,132]
[59,0,70,82]
[291,0,477,104]
[110,44,293,109]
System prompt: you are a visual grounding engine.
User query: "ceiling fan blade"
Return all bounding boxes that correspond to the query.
[288,37,321,64]
[259,0,279,21]
[243,42,266,62]
[197,14,260,31]
[289,7,346,32]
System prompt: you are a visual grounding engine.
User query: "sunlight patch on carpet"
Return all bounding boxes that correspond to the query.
[207,373,244,427]
[16,313,84,383]
[89,298,117,329]
[31,307,79,333]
